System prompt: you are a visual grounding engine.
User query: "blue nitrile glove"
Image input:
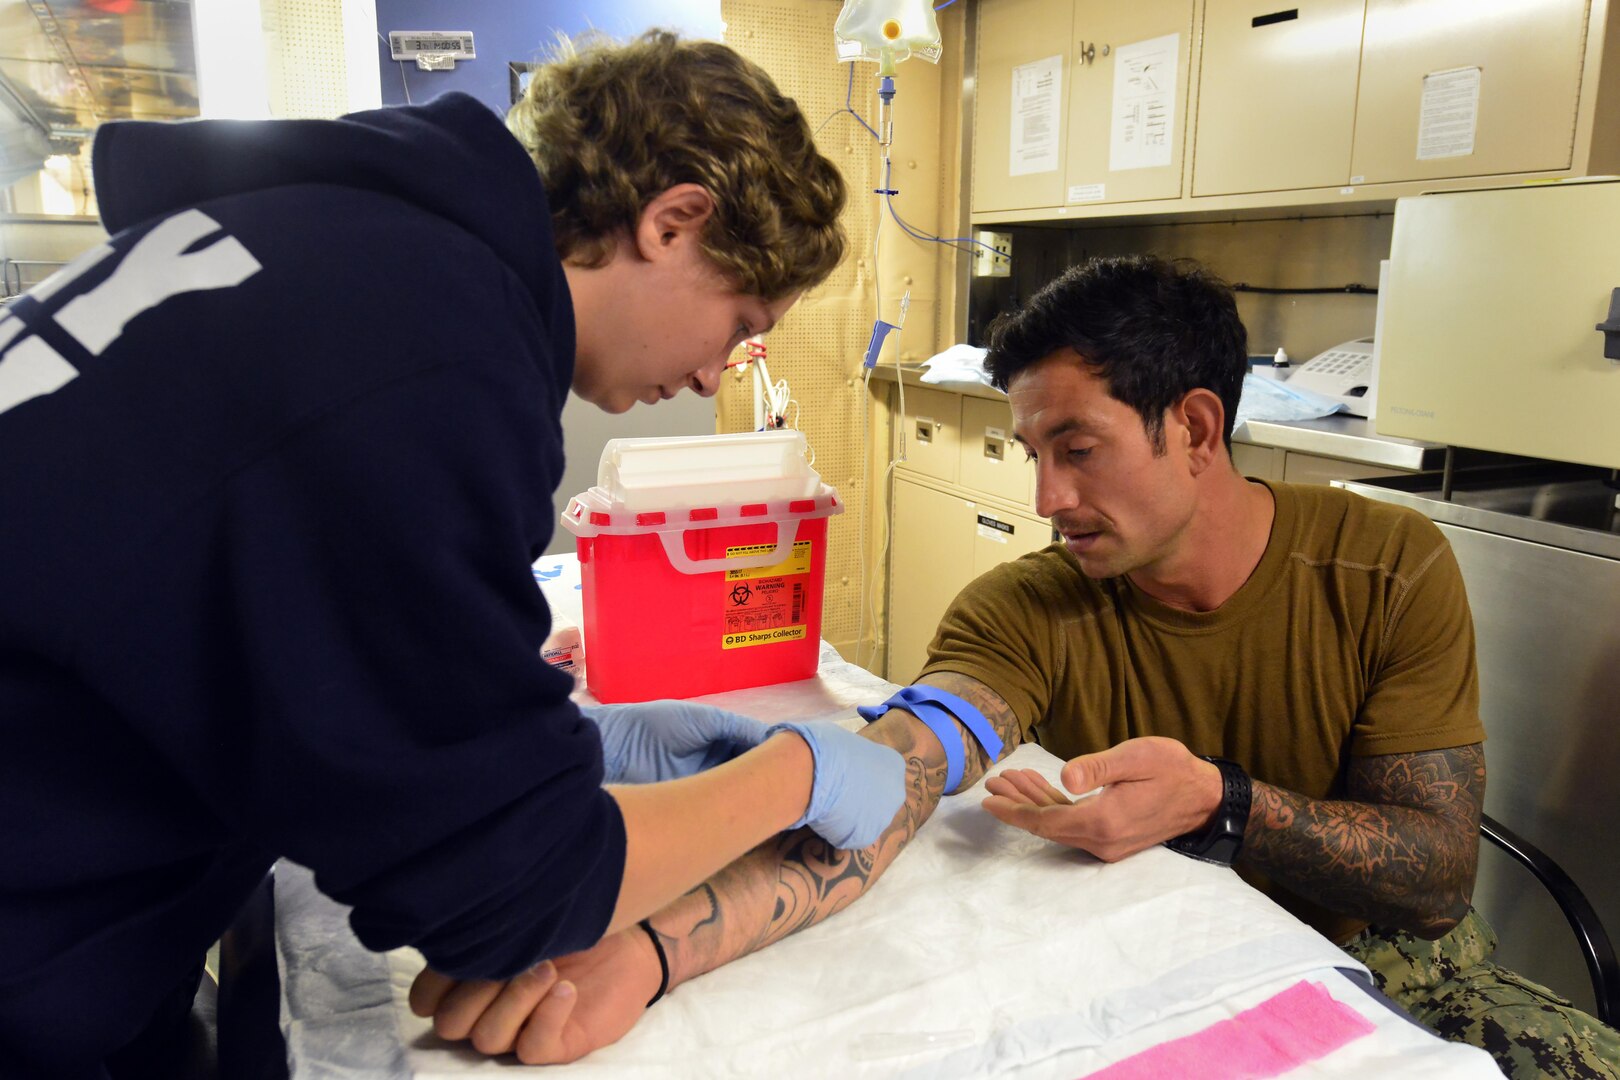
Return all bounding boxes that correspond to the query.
[583,701,770,784]
[764,721,906,849]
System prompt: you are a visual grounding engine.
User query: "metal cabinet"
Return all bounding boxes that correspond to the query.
[1230,442,1284,480]
[1062,0,1197,206]
[1350,0,1588,185]
[959,395,1034,506]
[1190,0,1365,196]
[1342,470,1620,1019]
[972,0,1074,212]
[888,474,1055,683]
[970,0,1618,217]
[1279,451,1404,485]
[896,386,964,484]
[1232,442,1409,485]
[973,0,1195,212]
[889,477,978,684]
[1193,0,1597,198]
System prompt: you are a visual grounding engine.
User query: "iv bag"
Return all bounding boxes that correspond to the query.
[835,0,943,67]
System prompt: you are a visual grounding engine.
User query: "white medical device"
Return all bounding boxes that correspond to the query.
[1289,338,1375,399]
[835,0,942,70]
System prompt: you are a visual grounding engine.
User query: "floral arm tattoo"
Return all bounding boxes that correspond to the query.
[1241,743,1486,938]
[649,672,1023,988]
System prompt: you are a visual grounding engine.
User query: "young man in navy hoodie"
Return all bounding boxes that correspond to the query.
[0,31,907,1079]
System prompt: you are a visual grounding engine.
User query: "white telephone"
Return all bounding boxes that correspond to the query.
[1286,337,1375,416]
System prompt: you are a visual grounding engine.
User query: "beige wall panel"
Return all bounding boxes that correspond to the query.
[874,1,963,359]
[888,477,979,683]
[722,1,873,658]
[959,394,1033,504]
[1192,0,1366,196]
[1350,0,1588,185]
[972,0,1074,212]
[724,0,961,659]
[1065,0,1197,204]
[263,0,351,119]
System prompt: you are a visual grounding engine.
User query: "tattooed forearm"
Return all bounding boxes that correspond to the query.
[651,673,1023,989]
[1241,743,1485,938]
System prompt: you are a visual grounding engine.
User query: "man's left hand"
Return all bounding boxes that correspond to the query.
[982,736,1222,862]
[408,926,655,1064]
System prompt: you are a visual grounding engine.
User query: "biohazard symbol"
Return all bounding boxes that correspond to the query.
[729,583,753,606]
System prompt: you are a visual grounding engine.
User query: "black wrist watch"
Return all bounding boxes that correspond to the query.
[1165,757,1252,867]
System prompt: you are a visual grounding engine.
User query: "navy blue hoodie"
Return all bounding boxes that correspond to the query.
[0,93,625,1078]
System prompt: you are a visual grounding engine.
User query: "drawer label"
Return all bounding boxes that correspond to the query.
[977,514,1014,543]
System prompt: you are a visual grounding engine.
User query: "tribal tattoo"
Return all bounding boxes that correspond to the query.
[653,673,1023,988]
[1242,743,1486,938]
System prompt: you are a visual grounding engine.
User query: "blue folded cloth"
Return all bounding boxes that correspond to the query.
[1234,373,1348,425]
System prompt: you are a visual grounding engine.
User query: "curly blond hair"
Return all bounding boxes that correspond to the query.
[507,30,846,302]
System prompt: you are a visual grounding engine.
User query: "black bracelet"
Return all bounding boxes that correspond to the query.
[638,918,670,1007]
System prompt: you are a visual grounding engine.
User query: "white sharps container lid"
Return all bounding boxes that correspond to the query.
[596,430,821,512]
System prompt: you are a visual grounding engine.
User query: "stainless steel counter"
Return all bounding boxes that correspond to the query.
[1233,414,1449,471]
[866,362,1009,403]
[867,363,1450,472]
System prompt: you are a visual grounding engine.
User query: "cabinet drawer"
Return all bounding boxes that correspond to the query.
[1231,442,1283,480]
[894,386,963,484]
[959,396,1033,504]
[971,505,1057,578]
[1281,451,1405,486]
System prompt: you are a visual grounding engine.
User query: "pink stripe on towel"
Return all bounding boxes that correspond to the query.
[1084,980,1377,1080]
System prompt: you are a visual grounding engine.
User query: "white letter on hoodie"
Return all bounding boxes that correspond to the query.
[0,314,73,415]
[54,208,262,356]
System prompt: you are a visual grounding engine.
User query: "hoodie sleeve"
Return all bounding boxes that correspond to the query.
[75,291,620,980]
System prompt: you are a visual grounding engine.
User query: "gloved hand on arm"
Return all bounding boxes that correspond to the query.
[583,704,905,850]
[764,720,905,849]
[583,700,768,784]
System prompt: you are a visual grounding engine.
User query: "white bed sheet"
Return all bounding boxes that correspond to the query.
[382,741,1498,1078]
[280,640,1499,1078]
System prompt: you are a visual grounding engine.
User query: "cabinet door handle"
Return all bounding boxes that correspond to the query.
[1076,41,1109,65]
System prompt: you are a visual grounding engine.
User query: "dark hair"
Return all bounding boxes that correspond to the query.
[508,30,846,301]
[985,255,1248,451]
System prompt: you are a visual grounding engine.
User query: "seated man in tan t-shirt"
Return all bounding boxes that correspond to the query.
[410,256,1617,1078]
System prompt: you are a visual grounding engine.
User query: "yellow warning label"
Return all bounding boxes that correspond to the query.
[722,624,808,650]
[725,540,812,580]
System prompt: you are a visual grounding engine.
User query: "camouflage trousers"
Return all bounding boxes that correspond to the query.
[1341,907,1620,1078]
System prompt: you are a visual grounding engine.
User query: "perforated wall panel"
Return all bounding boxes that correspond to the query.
[263,0,352,119]
[719,0,880,656]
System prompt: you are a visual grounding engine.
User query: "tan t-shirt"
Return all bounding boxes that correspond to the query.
[919,479,1483,943]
